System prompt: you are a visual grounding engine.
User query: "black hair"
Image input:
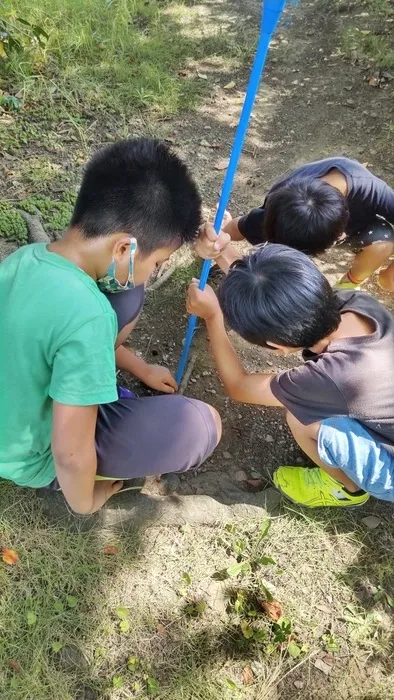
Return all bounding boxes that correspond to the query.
[218,244,341,348]
[71,138,202,254]
[263,178,349,255]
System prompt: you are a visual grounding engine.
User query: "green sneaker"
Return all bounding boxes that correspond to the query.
[273,466,370,508]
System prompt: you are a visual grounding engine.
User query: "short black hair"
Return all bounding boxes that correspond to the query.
[218,244,341,348]
[71,138,202,254]
[263,178,349,255]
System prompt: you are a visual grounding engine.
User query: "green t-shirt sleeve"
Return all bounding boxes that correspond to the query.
[49,312,118,406]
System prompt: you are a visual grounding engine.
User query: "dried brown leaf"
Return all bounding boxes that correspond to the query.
[102,545,120,555]
[261,600,283,621]
[1,548,19,566]
[242,666,254,686]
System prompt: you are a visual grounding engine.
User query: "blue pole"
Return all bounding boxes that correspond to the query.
[176,0,286,384]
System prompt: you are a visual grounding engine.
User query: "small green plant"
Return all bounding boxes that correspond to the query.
[373,586,394,609]
[213,521,275,581]
[322,632,341,653]
[0,15,49,60]
[0,94,21,111]
[18,194,74,232]
[115,606,130,633]
[0,202,28,243]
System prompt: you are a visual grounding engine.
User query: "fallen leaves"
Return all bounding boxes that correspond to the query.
[242,666,254,686]
[313,657,333,675]
[261,600,284,621]
[7,660,21,673]
[102,545,120,555]
[361,515,381,530]
[223,80,236,90]
[1,548,19,565]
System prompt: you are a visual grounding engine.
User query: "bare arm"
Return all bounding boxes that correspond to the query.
[115,344,177,393]
[186,283,282,407]
[223,216,245,241]
[115,344,150,378]
[206,312,282,406]
[52,402,122,514]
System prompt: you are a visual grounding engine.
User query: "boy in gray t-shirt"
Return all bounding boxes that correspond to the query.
[187,243,394,507]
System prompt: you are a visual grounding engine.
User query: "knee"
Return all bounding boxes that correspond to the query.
[367,240,394,260]
[286,412,319,440]
[378,262,394,292]
[207,404,222,445]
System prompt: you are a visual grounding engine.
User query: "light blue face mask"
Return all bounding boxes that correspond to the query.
[97,238,137,293]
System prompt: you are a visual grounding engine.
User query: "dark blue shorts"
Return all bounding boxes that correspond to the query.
[48,286,217,486]
[346,217,394,249]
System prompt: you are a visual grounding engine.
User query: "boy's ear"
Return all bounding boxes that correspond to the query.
[266,341,296,356]
[266,341,283,352]
[112,235,136,261]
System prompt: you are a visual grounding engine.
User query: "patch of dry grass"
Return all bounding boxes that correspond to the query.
[1,480,394,699]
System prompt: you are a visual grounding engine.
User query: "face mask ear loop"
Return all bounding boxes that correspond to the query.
[129,237,137,287]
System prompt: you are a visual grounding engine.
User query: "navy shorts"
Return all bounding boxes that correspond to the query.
[48,286,218,486]
[346,217,394,250]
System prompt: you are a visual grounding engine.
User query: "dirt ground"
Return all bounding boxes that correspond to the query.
[1,0,394,698]
[120,0,394,490]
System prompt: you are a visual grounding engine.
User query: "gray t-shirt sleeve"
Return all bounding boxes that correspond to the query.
[270,361,348,425]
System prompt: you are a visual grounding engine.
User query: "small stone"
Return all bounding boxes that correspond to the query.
[247,478,263,490]
[190,377,197,383]
[162,474,181,494]
[293,680,304,690]
[250,470,262,479]
[361,515,381,530]
[202,371,210,377]
[235,470,247,482]
[223,451,232,460]
[265,435,274,443]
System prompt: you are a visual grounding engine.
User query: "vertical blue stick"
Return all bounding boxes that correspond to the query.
[176,0,286,384]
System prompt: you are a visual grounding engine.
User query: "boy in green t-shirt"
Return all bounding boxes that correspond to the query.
[0,139,221,514]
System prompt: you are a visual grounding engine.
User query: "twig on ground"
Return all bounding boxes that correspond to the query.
[147,262,177,292]
[179,351,197,395]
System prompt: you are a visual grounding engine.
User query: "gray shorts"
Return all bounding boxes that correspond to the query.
[48,286,217,486]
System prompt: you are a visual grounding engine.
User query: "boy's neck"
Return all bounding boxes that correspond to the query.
[309,310,375,353]
[48,228,99,280]
[320,168,348,196]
